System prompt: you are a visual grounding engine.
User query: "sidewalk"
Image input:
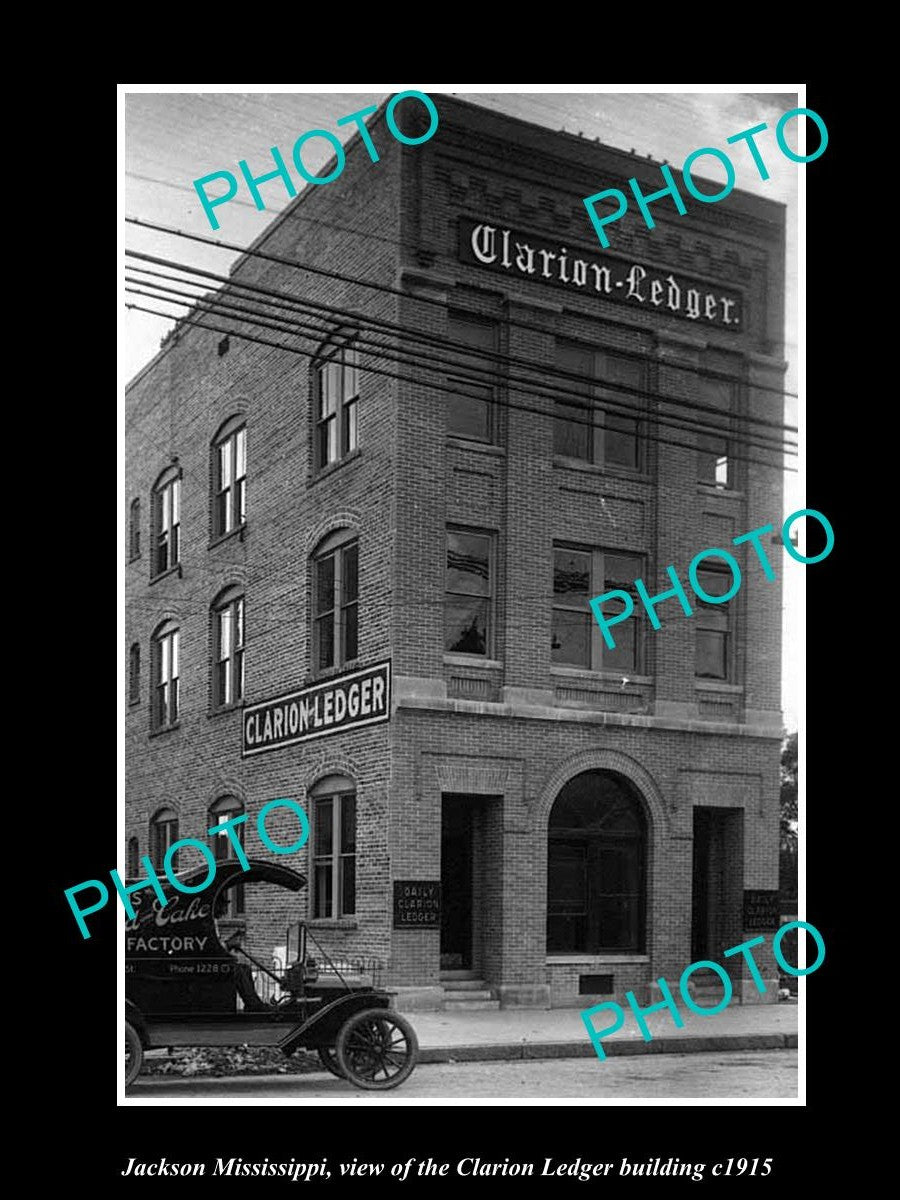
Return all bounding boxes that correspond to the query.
[407,999,798,1064]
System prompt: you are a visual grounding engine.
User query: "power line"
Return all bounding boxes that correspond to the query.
[125,292,794,473]
[124,255,797,453]
[124,215,799,406]
[126,271,795,463]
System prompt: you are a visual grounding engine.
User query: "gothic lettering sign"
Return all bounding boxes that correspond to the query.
[458,217,742,330]
[743,889,781,931]
[393,881,441,929]
[242,661,391,757]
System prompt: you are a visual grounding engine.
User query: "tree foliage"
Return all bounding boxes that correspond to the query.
[780,730,798,852]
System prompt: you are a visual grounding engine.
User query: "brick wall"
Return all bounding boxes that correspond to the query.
[126,95,786,1010]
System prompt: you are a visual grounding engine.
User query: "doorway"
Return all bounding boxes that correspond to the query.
[440,800,473,970]
[691,807,744,962]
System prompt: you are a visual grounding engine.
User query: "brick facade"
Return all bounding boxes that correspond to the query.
[125,95,785,1010]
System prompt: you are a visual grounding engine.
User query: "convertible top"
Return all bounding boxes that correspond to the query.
[125,859,307,960]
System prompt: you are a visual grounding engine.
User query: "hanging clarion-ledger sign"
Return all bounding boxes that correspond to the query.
[242,660,391,756]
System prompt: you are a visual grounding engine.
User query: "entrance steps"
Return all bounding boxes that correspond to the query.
[439,970,500,1011]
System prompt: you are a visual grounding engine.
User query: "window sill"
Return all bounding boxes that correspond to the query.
[308,918,358,930]
[553,456,651,484]
[546,954,650,965]
[310,448,361,485]
[696,483,744,499]
[550,666,652,686]
[695,681,743,693]
[149,564,182,586]
[128,554,141,565]
[209,524,246,550]
[309,659,361,686]
[149,722,181,739]
[447,437,505,456]
[443,654,503,669]
[209,702,245,718]
[128,698,140,709]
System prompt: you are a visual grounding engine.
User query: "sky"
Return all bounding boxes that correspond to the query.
[120,85,803,729]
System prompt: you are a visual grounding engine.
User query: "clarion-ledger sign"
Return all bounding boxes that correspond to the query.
[242,661,391,757]
[459,218,743,331]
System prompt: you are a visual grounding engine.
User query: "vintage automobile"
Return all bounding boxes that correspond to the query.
[125,859,418,1090]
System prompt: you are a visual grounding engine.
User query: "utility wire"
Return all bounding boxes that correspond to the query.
[124,215,799,406]
[125,256,796,453]
[125,291,793,473]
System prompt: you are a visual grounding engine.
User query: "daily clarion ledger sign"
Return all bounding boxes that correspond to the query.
[243,661,391,756]
[459,218,743,330]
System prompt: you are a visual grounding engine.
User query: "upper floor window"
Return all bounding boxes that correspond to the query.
[129,498,141,561]
[127,836,140,878]
[150,807,179,872]
[697,377,734,489]
[311,776,356,919]
[151,620,179,731]
[312,532,358,672]
[552,545,644,674]
[212,418,246,538]
[152,468,181,577]
[209,796,245,917]
[314,340,359,470]
[212,588,245,709]
[694,566,734,681]
[554,343,645,470]
[446,312,497,443]
[129,643,141,706]
[445,527,494,657]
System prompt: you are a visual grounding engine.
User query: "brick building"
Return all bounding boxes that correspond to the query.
[125,94,787,1011]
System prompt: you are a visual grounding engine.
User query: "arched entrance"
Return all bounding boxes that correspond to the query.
[546,770,648,955]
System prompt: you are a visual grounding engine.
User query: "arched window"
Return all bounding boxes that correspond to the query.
[150,807,179,872]
[209,796,245,917]
[129,643,141,706]
[151,466,181,577]
[127,836,140,878]
[212,416,246,538]
[313,337,359,471]
[151,620,179,731]
[547,770,646,954]
[311,530,358,672]
[310,775,356,919]
[129,498,141,561]
[211,587,245,709]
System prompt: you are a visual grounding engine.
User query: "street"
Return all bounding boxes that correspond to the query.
[128,1049,797,1099]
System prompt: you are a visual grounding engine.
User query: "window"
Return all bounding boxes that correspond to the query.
[129,498,141,561]
[446,313,497,443]
[209,796,245,917]
[695,566,733,681]
[212,418,246,538]
[312,532,358,672]
[547,770,646,953]
[696,377,733,489]
[311,777,356,919]
[552,545,644,673]
[151,620,179,730]
[150,807,179,872]
[129,643,141,706]
[314,340,359,470]
[445,527,493,656]
[554,342,644,469]
[127,836,140,878]
[212,589,245,708]
[152,468,181,577]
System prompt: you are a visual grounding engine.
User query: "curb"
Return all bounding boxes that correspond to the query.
[419,1032,797,1064]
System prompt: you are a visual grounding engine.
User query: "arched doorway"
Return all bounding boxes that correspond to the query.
[546,770,647,954]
